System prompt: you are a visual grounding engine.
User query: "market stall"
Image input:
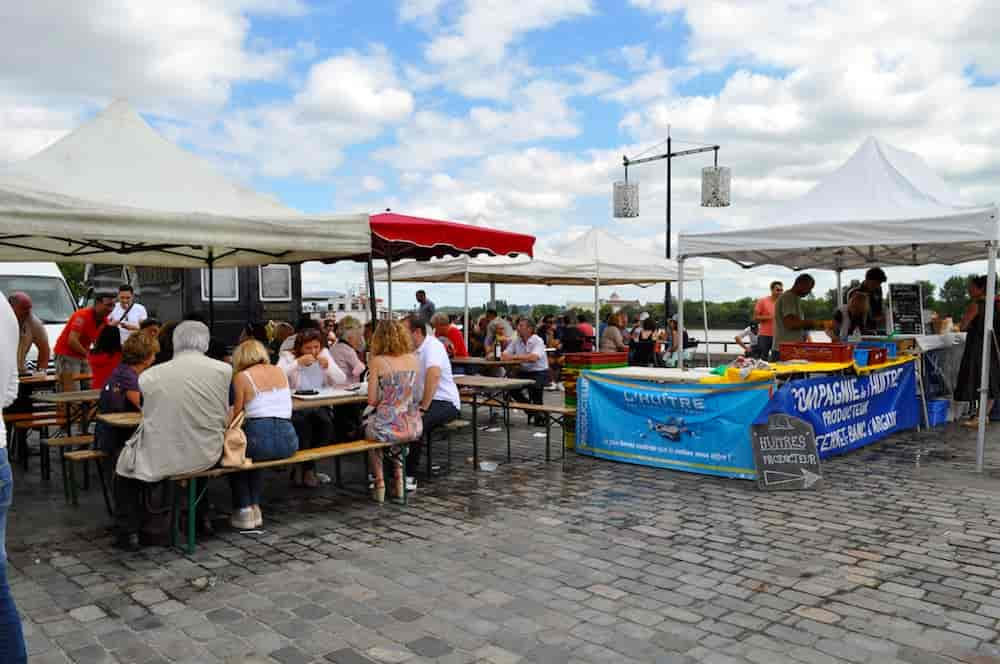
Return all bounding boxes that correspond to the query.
[374,227,707,349]
[0,100,370,327]
[576,138,998,477]
[674,137,999,471]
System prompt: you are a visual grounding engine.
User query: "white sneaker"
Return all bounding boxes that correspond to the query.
[230,508,255,531]
[405,477,417,491]
[544,383,558,391]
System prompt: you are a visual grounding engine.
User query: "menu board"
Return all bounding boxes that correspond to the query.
[751,414,822,491]
[889,283,924,335]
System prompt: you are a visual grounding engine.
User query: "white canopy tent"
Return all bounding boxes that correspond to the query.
[0,100,369,324]
[678,137,1000,470]
[375,227,708,356]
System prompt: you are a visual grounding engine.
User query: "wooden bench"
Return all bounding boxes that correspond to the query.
[11,415,67,470]
[459,396,575,462]
[508,403,575,462]
[64,449,112,517]
[422,419,470,478]
[41,433,94,491]
[168,439,408,554]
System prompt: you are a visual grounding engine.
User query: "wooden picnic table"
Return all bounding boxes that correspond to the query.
[454,375,533,470]
[19,372,91,386]
[34,389,101,434]
[450,356,524,370]
[96,388,367,430]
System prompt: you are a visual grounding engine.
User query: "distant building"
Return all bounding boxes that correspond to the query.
[568,291,642,313]
[302,285,387,324]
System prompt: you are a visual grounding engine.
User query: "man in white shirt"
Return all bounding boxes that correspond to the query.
[406,316,460,478]
[734,322,759,357]
[0,291,28,661]
[108,284,147,344]
[503,318,549,425]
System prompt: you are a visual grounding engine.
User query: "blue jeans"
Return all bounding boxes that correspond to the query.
[0,448,27,663]
[229,418,298,509]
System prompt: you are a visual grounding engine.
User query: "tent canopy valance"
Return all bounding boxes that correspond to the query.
[679,138,998,270]
[0,100,370,267]
[335,211,535,263]
[375,228,704,284]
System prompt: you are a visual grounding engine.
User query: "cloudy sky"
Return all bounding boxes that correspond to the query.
[2,1,998,311]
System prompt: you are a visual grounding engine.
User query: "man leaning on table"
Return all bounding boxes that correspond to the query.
[8,292,51,414]
[772,274,833,359]
[502,317,549,426]
[53,292,115,392]
[406,316,460,481]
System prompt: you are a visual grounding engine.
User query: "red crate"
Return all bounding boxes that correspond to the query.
[562,352,629,366]
[855,347,888,366]
[778,342,855,363]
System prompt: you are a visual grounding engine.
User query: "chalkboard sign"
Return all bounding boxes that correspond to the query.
[889,283,924,335]
[751,414,822,491]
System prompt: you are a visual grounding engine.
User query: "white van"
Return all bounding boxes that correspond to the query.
[0,262,76,369]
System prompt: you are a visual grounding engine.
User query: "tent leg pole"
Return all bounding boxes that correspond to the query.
[366,255,377,324]
[207,251,215,333]
[386,254,393,318]
[977,241,997,472]
[594,273,600,348]
[836,269,843,307]
[464,256,470,348]
[677,259,685,371]
[701,279,710,368]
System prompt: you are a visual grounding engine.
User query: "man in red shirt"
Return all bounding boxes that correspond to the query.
[431,312,468,358]
[53,293,115,392]
[753,281,783,360]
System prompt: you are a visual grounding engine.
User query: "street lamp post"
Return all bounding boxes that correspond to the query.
[614,130,730,320]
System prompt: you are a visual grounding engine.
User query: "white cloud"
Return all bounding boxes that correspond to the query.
[402,0,594,100]
[0,1,301,109]
[361,176,385,192]
[187,48,414,179]
[376,80,579,168]
[295,48,414,122]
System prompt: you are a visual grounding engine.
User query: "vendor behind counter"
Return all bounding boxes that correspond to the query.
[772,273,833,358]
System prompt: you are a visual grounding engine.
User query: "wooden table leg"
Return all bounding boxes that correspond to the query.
[472,396,479,471]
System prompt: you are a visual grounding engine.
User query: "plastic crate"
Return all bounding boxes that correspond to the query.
[927,399,949,427]
[853,347,888,367]
[857,341,898,359]
[778,342,855,363]
[563,352,629,367]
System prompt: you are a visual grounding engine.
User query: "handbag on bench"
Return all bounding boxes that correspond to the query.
[220,411,252,468]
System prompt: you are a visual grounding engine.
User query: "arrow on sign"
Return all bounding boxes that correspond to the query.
[763,469,822,488]
[801,468,822,488]
[762,470,804,486]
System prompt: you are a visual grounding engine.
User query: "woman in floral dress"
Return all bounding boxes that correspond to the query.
[365,320,423,502]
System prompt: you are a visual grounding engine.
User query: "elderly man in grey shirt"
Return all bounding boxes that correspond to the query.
[113,321,231,550]
[502,318,549,425]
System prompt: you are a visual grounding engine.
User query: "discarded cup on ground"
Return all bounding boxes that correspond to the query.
[479,461,498,472]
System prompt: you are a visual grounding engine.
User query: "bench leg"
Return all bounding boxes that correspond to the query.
[94,461,112,517]
[18,427,28,471]
[187,479,197,555]
[82,455,90,491]
[334,457,342,488]
[425,430,432,479]
[505,402,511,463]
[170,482,180,549]
[40,440,50,481]
[61,448,70,502]
[401,445,408,506]
[67,460,79,507]
[545,417,551,462]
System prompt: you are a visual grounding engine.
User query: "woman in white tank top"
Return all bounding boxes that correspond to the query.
[228,340,298,530]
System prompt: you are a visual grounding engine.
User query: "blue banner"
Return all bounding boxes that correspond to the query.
[759,360,920,459]
[576,372,774,479]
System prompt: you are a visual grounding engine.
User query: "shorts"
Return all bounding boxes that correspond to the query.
[54,355,88,392]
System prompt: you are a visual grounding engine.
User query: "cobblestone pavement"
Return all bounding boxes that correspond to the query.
[10,394,1000,663]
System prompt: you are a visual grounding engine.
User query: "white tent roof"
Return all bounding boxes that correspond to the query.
[0,100,369,267]
[375,227,704,285]
[678,137,998,270]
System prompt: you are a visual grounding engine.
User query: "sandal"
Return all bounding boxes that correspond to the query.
[302,470,320,488]
[371,482,385,503]
[961,418,986,429]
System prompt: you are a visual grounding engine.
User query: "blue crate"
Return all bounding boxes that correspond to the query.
[857,341,898,359]
[927,399,949,427]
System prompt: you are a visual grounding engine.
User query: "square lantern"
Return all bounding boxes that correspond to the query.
[701,166,731,207]
[613,181,639,218]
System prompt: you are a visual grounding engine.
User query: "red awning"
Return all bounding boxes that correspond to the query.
[368,212,534,261]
